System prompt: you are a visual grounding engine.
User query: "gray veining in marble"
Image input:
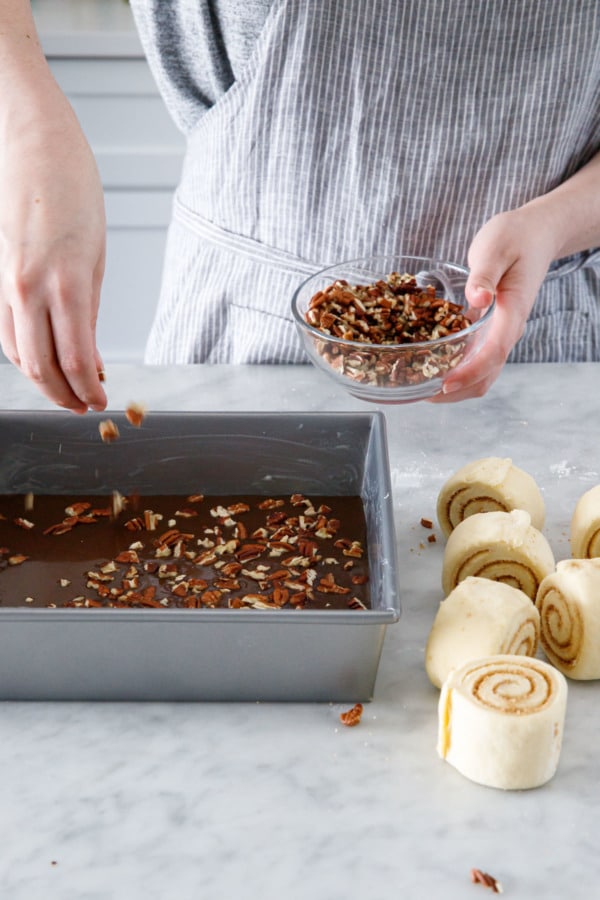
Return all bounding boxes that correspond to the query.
[1,362,599,899]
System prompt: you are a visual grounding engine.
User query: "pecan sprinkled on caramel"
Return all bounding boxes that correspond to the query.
[1,492,369,611]
[14,517,35,530]
[8,554,29,566]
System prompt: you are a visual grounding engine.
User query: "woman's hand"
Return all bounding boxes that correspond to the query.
[0,77,108,413]
[435,146,600,403]
[432,204,559,403]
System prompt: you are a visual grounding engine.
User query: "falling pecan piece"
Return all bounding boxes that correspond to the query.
[125,403,146,428]
[99,419,120,443]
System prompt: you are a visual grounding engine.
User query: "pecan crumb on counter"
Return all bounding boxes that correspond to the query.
[420,517,434,529]
[470,868,503,894]
[339,703,364,727]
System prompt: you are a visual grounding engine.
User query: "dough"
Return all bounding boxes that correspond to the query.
[536,558,600,679]
[437,654,568,790]
[441,508,555,600]
[436,457,545,538]
[425,576,540,689]
[570,484,600,558]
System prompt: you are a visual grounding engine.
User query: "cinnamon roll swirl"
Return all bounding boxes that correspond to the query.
[441,509,555,600]
[437,655,568,789]
[426,576,540,689]
[536,558,600,679]
[437,457,545,538]
[570,485,600,558]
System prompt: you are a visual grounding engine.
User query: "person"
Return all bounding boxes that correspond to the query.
[1,0,599,414]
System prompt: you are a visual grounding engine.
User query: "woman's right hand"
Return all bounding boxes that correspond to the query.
[0,70,108,413]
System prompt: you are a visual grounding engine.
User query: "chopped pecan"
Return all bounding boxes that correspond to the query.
[305,272,473,387]
[125,403,146,428]
[43,523,73,536]
[227,502,250,515]
[65,502,91,517]
[351,574,369,585]
[13,517,35,530]
[124,516,145,531]
[317,572,351,595]
[8,554,29,566]
[236,543,265,563]
[339,703,363,727]
[143,510,163,531]
[114,550,140,564]
[99,419,120,443]
[470,869,503,894]
[348,597,367,610]
[200,589,222,607]
[258,498,285,510]
[241,593,278,609]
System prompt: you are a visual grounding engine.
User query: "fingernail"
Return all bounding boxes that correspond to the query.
[442,380,464,394]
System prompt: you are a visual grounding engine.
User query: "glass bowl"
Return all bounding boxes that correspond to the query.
[291,254,495,403]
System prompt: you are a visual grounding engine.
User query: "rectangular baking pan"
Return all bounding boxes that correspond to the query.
[0,410,400,701]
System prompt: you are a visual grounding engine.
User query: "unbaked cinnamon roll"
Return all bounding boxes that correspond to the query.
[536,558,600,679]
[436,457,545,538]
[437,654,568,789]
[425,576,540,689]
[441,509,555,600]
[570,485,600,558]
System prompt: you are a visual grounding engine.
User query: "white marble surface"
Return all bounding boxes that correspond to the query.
[1,362,600,899]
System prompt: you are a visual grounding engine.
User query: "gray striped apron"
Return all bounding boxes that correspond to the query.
[145,0,600,365]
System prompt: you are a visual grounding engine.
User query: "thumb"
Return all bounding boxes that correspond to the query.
[465,266,500,310]
[465,219,515,309]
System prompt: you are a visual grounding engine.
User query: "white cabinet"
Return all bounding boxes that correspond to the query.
[1,0,186,365]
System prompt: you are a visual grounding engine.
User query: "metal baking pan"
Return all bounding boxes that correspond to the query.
[0,411,400,701]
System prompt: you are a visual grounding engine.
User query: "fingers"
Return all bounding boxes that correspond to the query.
[0,302,18,366]
[2,276,107,413]
[432,286,527,403]
[50,300,107,411]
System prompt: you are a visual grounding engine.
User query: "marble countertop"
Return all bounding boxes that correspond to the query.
[32,0,142,57]
[1,362,599,899]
